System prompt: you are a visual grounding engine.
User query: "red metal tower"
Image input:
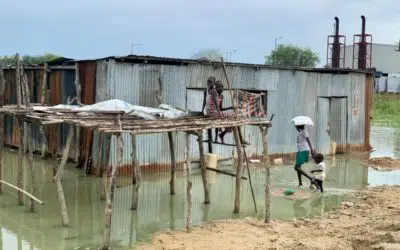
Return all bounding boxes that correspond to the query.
[352,15,372,70]
[327,17,346,68]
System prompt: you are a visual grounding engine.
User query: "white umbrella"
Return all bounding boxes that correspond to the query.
[291,116,314,126]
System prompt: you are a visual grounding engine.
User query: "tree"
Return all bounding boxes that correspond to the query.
[0,53,61,66]
[265,44,319,67]
[191,48,223,62]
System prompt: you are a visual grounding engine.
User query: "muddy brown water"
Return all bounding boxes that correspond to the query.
[0,127,398,249]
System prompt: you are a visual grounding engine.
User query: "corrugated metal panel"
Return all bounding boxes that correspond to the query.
[186,64,279,91]
[348,73,365,144]
[330,98,347,153]
[79,62,97,162]
[316,98,331,154]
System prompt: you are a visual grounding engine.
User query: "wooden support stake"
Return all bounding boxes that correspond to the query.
[130,134,141,210]
[207,129,213,153]
[96,132,104,176]
[233,127,244,213]
[243,149,257,213]
[100,134,111,201]
[54,126,75,227]
[74,63,81,164]
[168,132,176,195]
[260,126,271,223]
[0,65,4,194]
[100,134,121,250]
[197,130,210,204]
[185,133,192,231]
[40,64,48,158]
[15,53,21,109]
[17,120,24,205]
[26,123,36,212]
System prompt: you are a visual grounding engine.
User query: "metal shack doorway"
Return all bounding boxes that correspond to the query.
[316,97,348,155]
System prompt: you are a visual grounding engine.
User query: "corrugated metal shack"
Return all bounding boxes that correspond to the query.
[2,55,373,176]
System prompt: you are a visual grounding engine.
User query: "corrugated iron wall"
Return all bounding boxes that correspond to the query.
[95,59,370,175]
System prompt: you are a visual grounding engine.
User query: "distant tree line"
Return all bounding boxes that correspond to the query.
[0,53,61,66]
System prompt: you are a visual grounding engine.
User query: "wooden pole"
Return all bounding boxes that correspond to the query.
[17,120,24,205]
[232,128,244,213]
[74,63,81,164]
[21,71,29,154]
[100,134,111,201]
[220,57,245,213]
[185,133,192,231]
[26,123,36,212]
[0,65,4,194]
[40,63,48,159]
[205,167,247,180]
[54,126,75,227]
[0,180,44,205]
[96,132,104,176]
[130,134,141,210]
[260,126,271,223]
[52,125,60,181]
[100,133,122,250]
[197,130,210,204]
[168,132,176,195]
[243,149,257,213]
[207,129,213,153]
[15,53,21,109]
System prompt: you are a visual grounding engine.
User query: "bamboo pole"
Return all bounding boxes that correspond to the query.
[197,130,210,204]
[15,54,21,109]
[168,132,176,195]
[100,133,122,250]
[130,134,141,210]
[26,123,36,212]
[74,63,81,164]
[100,134,111,201]
[0,65,4,194]
[54,126,75,227]
[22,71,29,154]
[17,120,24,205]
[185,133,192,231]
[40,63,48,159]
[0,180,44,205]
[260,126,271,223]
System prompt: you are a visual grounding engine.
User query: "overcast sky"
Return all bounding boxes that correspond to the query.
[0,0,399,65]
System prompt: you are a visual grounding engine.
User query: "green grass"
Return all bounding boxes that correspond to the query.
[372,94,400,128]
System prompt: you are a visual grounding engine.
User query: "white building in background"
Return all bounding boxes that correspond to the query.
[344,43,400,74]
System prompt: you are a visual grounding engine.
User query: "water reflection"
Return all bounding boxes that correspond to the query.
[0,126,397,249]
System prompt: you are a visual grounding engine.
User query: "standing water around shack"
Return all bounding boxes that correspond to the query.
[0,127,398,249]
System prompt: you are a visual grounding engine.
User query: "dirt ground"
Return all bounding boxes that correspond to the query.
[363,157,400,171]
[135,186,400,250]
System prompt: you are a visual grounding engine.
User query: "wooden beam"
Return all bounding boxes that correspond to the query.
[185,133,192,231]
[260,126,271,223]
[205,167,247,180]
[197,130,210,204]
[54,126,75,227]
[168,132,176,195]
[0,180,44,205]
[130,134,141,210]
[232,127,244,213]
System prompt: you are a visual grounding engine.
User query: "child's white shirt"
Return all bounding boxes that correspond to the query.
[314,162,326,181]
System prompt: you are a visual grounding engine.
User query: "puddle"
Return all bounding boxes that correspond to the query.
[0,126,398,249]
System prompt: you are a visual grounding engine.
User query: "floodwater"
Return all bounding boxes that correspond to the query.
[0,127,398,250]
